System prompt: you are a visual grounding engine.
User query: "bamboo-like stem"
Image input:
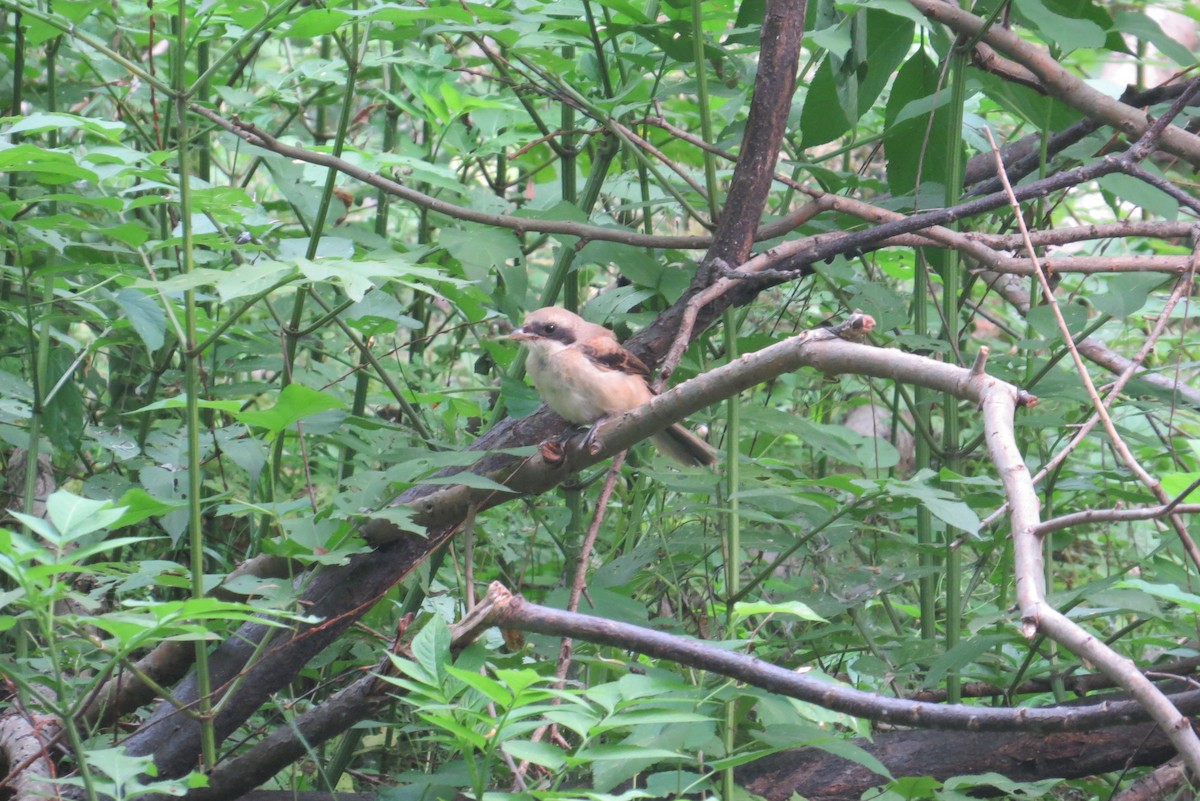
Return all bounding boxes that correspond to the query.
[721,307,741,801]
[171,0,218,769]
[939,32,969,705]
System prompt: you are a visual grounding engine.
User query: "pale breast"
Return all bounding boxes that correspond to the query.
[527,346,652,423]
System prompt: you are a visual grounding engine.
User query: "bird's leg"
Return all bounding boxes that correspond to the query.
[542,424,591,466]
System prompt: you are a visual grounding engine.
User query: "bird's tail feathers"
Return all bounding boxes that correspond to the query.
[652,424,718,468]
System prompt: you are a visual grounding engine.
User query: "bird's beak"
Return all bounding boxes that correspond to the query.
[507,326,535,342]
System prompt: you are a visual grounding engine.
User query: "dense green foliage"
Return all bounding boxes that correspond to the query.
[0,0,1197,798]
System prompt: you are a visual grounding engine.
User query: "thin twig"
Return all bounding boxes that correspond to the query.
[515,451,627,787]
[984,126,1200,775]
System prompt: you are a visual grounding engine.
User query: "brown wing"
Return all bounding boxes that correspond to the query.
[579,338,653,381]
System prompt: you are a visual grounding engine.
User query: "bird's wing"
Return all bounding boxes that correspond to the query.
[579,338,653,381]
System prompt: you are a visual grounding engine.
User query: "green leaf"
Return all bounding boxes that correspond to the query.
[42,346,84,452]
[295,257,454,302]
[411,618,452,685]
[212,260,295,302]
[573,744,683,762]
[288,8,350,37]
[943,772,1063,796]
[445,665,512,706]
[890,473,980,534]
[501,740,566,771]
[0,143,100,183]
[883,52,957,197]
[1013,0,1106,51]
[113,288,167,353]
[45,491,124,541]
[1117,579,1200,613]
[130,396,244,415]
[858,10,916,114]
[110,488,186,528]
[1160,472,1200,503]
[1114,11,1196,66]
[799,57,851,149]
[733,600,827,623]
[439,226,523,284]
[236,385,344,435]
[923,635,1009,687]
[1,113,124,140]
[1089,274,1167,319]
[1098,172,1178,221]
[7,512,60,544]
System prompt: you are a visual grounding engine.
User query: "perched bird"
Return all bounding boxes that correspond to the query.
[509,307,717,467]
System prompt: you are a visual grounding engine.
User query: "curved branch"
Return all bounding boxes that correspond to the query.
[484,583,1200,732]
[907,0,1200,166]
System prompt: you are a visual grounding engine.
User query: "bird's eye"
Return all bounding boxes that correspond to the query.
[544,323,556,333]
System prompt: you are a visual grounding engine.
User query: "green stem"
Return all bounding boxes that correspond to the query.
[562,45,578,311]
[940,40,968,704]
[690,0,719,219]
[721,307,740,801]
[173,0,218,769]
[913,252,935,643]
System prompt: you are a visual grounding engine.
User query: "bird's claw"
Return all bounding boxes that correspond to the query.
[581,419,607,457]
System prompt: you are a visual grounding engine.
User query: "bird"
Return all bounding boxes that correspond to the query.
[509,306,717,467]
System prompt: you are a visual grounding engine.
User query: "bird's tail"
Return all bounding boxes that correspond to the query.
[652,424,718,467]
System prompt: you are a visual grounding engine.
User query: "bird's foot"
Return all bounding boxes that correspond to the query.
[581,417,610,457]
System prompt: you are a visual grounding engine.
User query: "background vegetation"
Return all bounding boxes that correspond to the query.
[0,0,1198,799]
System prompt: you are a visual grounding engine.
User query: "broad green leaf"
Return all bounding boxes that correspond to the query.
[1014,0,1106,51]
[113,288,167,353]
[1161,472,1200,503]
[131,268,228,295]
[288,8,350,37]
[130,396,244,415]
[858,9,916,113]
[734,600,826,623]
[1098,172,1179,221]
[235,385,344,435]
[592,709,713,732]
[890,474,980,534]
[923,634,1009,687]
[215,432,267,481]
[573,744,683,762]
[439,226,523,284]
[445,666,512,706]
[45,491,124,541]
[1089,274,1168,319]
[213,260,295,302]
[1118,580,1200,613]
[7,512,60,544]
[501,740,566,770]
[1114,11,1196,66]
[296,257,446,302]
[2,113,124,140]
[943,772,1063,797]
[799,57,850,149]
[111,484,186,527]
[0,143,100,183]
[883,52,957,197]
[410,618,452,684]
